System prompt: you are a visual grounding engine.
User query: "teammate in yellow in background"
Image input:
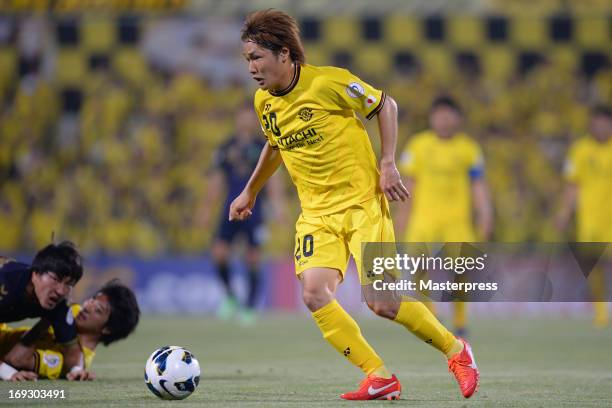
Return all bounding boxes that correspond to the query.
[557,105,612,328]
[0,280,139,380]
[229,9,479,400]
[396,96,493,336]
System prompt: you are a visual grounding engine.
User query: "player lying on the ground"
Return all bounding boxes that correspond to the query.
[0,279,140,380]
[0,242,87,381]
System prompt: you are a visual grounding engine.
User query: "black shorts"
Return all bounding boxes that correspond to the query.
[216,217,265,248]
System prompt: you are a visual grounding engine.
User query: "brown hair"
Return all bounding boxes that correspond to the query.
[241,9,305,65]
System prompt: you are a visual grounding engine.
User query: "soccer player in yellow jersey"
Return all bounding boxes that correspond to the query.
[557,105,612,328]
[397,96,493,335]
[0,280,139,380]
[229,9,479,400]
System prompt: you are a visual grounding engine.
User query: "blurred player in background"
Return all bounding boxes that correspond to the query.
[396,96,493,336]
[0,242,90,381]
[557,105,612,328]
[199,103,285,324]
[0,279,140,380]
[230,9,479,400]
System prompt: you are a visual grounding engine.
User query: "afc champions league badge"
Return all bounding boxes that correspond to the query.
[346,82,365,98]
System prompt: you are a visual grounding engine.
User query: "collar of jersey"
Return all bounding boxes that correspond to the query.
[269,63,301,97]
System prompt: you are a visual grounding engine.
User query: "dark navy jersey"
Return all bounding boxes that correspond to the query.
[0,259,77,345]
[213,136,266,222]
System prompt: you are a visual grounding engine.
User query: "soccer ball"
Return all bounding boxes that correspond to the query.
[144,346,201,400]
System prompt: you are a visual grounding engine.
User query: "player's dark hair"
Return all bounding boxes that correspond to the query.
[592,104,612,119]
[430,95,463,115]
[99,279,140,346]
[31,241,83,285]
[241,9,305,65]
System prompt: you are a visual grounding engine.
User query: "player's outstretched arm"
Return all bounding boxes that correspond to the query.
[229,143,282,221]
[0,360,38,381]
[0,319,51,381]
[4,343,35,370]
[376,95,410,202]
[0,357,38,381]
[1,345,38,382]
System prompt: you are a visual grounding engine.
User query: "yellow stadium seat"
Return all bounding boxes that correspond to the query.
[511,17,548,47]
[576,17,609,47]
[385,15,421,47]
[572,0,612,14]
[489,0,562,16]
[549,46,578,72]
[322,16,358,48]
[354,45,392,78]
[55,49,86,85]
[418,46,453,82]
[0,49,16,96]
[304,43,330,66]
[81,16,114,51]
[448,16,483,47]
[482,46,515,81]
[113,48,149,86]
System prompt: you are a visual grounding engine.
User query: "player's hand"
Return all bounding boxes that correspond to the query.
[9,371,38,381]
[66,368,96,381]
[229,191,257,221]
[379,160,410,202]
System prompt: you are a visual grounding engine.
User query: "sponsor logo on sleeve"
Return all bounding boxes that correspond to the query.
[346,82,365,98]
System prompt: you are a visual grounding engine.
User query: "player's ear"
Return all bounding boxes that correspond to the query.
[279,47,290,63]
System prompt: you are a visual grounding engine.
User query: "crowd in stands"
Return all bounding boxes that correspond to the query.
[0,14,610,255]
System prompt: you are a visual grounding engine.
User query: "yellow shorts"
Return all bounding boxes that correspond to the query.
[577,225,612,242]
[293,195,396,283]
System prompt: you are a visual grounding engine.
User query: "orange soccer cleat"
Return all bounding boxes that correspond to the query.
[340,374,401,400]
[448,337,480,398]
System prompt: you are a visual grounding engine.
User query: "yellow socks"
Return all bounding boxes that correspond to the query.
[453,302,467,331]
[371,365,392,379]
[312,300,387,376]
[394,297,463,358]
[589,267,609,328]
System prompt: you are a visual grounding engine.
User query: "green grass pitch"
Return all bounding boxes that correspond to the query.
[1,314,611,407]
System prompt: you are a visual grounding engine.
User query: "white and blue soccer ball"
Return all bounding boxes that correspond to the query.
[144,346,201,400]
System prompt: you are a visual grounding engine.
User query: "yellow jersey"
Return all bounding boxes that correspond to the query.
[254,64,385,217]
[0,305,96,377]
[399,130,484,234]
[564,136,612,241]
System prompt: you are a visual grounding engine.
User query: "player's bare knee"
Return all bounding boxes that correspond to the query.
[302,288,332,312]
[368,301,399,320]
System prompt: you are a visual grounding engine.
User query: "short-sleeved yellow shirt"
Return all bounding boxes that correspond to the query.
[254,64,385,217]
[399,130,484,239]
[564,136,612,241]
